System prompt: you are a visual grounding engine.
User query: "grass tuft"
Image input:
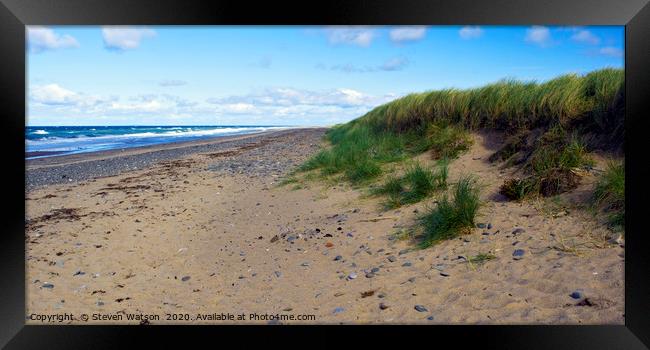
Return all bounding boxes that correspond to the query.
[373,161,448,208]
[592,160,625,228]
[499,126,593,200]
[419,175,481,247]
[468,253,496,265]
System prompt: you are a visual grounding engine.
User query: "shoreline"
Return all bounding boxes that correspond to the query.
[26,127,327,191]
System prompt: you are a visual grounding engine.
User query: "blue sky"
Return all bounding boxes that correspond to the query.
[27,25,624,126]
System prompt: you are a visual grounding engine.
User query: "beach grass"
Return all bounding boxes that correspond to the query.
[302,68,621,182]
[499,126,595,200]
[419,175,481,247]
[592,160,625,228]
[372,160,448,208]
[468,252,497,264]
[299,68,624,244]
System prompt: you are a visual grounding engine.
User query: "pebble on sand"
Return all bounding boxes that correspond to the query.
[512,249,525,260]
[414,305,428,312]
[570,290,584,299]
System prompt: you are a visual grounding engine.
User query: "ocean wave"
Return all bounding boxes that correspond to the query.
[32,129,49,135]
[26,126,290,147]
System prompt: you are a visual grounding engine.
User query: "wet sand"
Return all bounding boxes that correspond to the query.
[25,128,624,324]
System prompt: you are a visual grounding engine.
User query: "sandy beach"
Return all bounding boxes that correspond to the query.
[25,127,624,324]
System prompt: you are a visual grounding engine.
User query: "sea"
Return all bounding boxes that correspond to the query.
[25,125,290,159]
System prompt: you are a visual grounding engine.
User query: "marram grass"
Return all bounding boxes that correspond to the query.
[298,68,624,245]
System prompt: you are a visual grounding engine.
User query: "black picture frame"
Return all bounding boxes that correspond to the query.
[1,0,649,348]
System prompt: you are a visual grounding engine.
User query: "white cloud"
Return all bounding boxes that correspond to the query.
[571,30,600,45]
[28,83,403,126]
[379,57,409,71]
[599,46,623,57]
[325,26,376,47]
[389,26,427,43]
[459,26,484,39]
[30,84,79,105]
[325,57,410,73]
[102,27,156,51]
[525,26,552,47]
[205,87,400,123]
[27,27,79,53]
[159,80,188,87]
[220,103,258,114]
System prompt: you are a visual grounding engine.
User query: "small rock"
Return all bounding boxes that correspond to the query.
[432,264,446,271]
[379,303,389,310]
[408,277,416,283]
[371,267,380,273]
[334,255,343,261]
[274,271,282,278]
[487,223,493,229]
[387,256,397,262]
[333,307,345,314]
[378,293,386,298]
[402,262,412,267]
[73,270,85,276]
[42,282,54,289]
[301,262,310,267]
[414,305,428,312]
[399,249,410,255]
[512,228,526,235]
[512,249,525,260]
[439,272,450,277]
[347,272,357,280]
[476,223,487,229]
[427,315,434,321]
[365,272,375,278]
[181,276,191,282]
[570,290,583,299]
[270,235,279,243]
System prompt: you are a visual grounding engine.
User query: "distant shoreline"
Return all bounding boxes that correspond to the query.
[26,127,327,191]
[26,125,301,160]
